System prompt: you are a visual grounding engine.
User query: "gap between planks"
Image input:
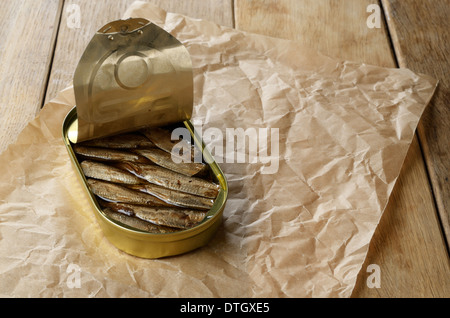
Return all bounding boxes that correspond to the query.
[40,0,65,110]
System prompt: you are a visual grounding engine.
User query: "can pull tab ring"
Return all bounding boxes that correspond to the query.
[98,18,149,34]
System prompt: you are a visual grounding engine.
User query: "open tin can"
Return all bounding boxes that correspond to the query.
[62,18,228,258]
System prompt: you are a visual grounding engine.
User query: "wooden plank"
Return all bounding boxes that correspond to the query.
[352,137,450,297]
[0,0,63,154]
[234,0,450,297]
[381,0,450,249]
[235,0,395,67]
[44,0,234,104]
[149,0,234,27]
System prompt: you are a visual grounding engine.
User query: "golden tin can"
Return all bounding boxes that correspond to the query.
[63,107,228,258]
[62,18,228,258]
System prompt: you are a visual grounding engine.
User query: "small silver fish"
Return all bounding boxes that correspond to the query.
[103,208,178,233]
[104,202,207,229]
[140,127,195,160]
[116,162,220,199]
[73,145,149,163]
[129,183,214,210]
[79,133,154,149]
[87,179,171,206]
[81,160,144,184]
[134,148,206,177]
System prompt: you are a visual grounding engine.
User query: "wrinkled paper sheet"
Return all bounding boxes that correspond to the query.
[0,2,437,297]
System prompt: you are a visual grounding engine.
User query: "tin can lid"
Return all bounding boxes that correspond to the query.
[71,18,193,143]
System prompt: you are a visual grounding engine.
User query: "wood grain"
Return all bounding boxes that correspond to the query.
[381,0,450,249]
[352,137,450,297]
[0,0,63,154]
[44,0,234,104]
[235,0,450,297]
[235,0,395,67]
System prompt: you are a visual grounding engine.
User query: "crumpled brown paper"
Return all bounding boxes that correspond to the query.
[0,2,437,297]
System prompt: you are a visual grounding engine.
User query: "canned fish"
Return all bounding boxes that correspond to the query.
[62,107,228,258]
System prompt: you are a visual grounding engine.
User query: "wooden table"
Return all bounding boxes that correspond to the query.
[0,0,448,297]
